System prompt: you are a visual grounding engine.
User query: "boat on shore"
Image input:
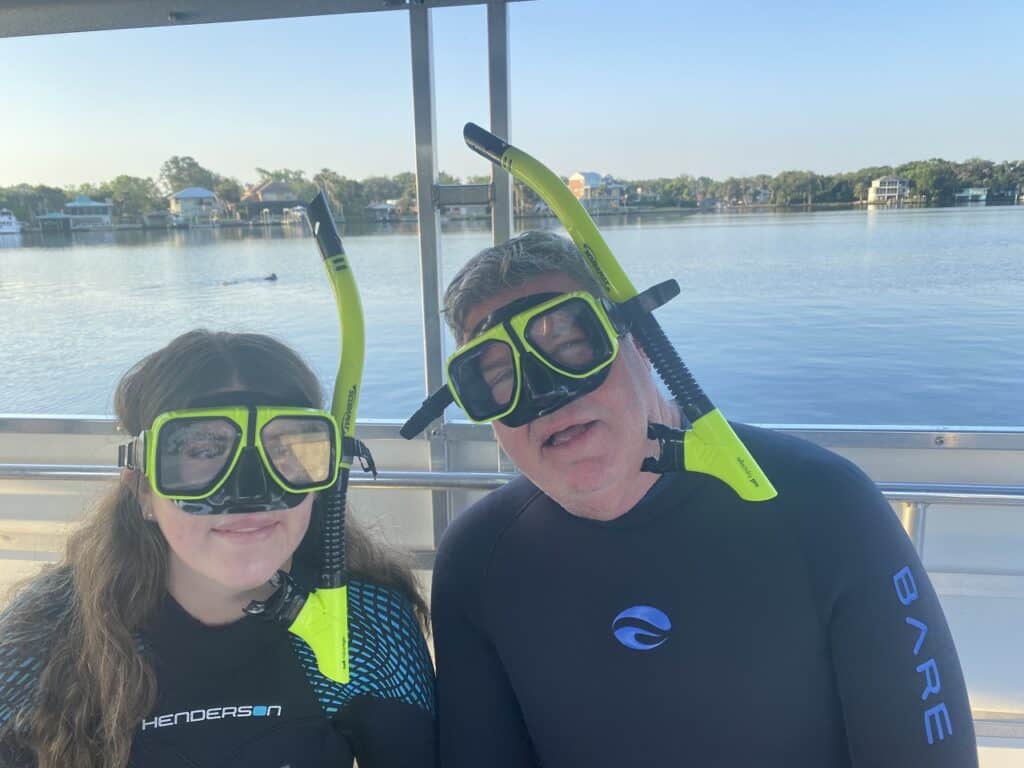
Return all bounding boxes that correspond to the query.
[0,208,22,234]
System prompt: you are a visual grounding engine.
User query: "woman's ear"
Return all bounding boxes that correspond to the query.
[122,469,158,522]
[121,468,150,501]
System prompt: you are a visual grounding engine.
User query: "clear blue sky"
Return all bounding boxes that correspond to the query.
[2,0,1022,188]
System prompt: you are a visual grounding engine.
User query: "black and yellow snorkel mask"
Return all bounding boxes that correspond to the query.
[405,290,620,432]
[119,404,340,515]
[403,284,676,435]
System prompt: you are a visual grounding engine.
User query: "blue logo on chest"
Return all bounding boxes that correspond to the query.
[612,605,672,650]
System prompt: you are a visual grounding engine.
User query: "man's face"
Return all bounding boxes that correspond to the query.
[463,272,664,519]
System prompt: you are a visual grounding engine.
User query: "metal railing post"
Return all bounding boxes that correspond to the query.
[409,3,453,547]
[487,1,513,244]
[898,501,928,556]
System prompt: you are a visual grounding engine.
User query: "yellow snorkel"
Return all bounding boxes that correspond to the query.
[244,192,373,683]
[294,191,372,682]
[463,123,776,502]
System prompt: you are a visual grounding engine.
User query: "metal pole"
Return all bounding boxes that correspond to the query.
[898,501,928,557]
[409,3,453,543]
[487,1,513,244]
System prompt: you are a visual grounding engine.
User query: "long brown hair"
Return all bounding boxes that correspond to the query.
[0,330,426,768]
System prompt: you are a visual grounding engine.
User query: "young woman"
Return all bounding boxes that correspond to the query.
[0,330,436,768]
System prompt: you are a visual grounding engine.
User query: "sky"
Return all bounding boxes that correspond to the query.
[1,0,1022,188]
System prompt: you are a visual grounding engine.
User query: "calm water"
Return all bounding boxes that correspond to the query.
[1,206,1022,427]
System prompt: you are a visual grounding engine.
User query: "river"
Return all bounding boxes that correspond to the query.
[1,206,1021,427]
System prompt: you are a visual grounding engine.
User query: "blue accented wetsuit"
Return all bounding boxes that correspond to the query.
[432,423,977,767]
[0,580,436,768]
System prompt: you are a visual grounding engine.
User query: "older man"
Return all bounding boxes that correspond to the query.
[419,230,976,767]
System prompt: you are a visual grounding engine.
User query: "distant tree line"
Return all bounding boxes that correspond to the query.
[0,155,463,223]
[1,155,1021,223]
[621,158,1024,208]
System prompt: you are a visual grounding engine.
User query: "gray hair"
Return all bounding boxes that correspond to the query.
[443,230,606,343]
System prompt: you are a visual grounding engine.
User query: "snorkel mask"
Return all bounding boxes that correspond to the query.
[402,282,678,436]
[119,392,339,515]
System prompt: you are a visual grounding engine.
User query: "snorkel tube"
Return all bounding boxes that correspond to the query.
[463,123,776,502]
[294,191,368,682]
[246,192,366,683]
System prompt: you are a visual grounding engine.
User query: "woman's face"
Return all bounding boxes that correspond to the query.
[143,386,320,608]
[150,491,314,598]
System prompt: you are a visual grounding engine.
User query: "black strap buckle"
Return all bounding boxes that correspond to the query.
[342,437,378,478]
[118,439,140,470]
[641,421,686,474]
[244,569,309,626]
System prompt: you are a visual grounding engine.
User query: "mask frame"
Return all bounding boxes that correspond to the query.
[447,290,623,426]
[118,405,340,503]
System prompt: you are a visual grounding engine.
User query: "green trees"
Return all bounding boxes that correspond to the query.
[0,184,67,221]
[158,156,219,194]
[5,154,1020,225]
[62,175,165,219]
[895,159,958,204]
[619,157,1022,208]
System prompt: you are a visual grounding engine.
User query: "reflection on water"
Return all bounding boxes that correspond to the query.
[2,206,1022,426]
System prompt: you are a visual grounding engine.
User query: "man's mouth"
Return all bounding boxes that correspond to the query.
[544,421,595,448]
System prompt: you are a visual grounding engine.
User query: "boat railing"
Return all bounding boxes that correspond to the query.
[1,415,1022,750]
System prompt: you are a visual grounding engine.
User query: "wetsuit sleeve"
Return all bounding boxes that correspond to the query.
[0,638,44,767]
[341,696,436,768]
[794,456,977,766]
[432,521,538,768]
[330,582,438,767]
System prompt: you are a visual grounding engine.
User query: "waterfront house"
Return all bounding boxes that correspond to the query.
[142,211,171,229]
[66,195,113,228]
[238,180,300,224]
[365,200,400,222]
[64,195,112,227]
[169,186,221,226]
[748,187,771,205]
[33,195,113,231]
[568,171,625,213]
[867,176,910,204]
[954,187,988,204]
[978,186,1020,205]
[34,211,72,232]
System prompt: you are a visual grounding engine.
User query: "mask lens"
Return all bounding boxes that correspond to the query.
[261,416,334,488]
[525,298,613,374]
[157,418,241,495]
[450,339,517,421]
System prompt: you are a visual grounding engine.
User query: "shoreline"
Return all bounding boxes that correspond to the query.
[11,200,1020,235]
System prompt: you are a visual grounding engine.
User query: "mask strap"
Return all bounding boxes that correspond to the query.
[117,440,136,469]
[400,386,455,439]
[611,279,680,333]
[342,436,378,478]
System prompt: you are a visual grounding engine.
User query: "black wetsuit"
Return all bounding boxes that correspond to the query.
[432,424,977,767]
[0,580,436,767]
